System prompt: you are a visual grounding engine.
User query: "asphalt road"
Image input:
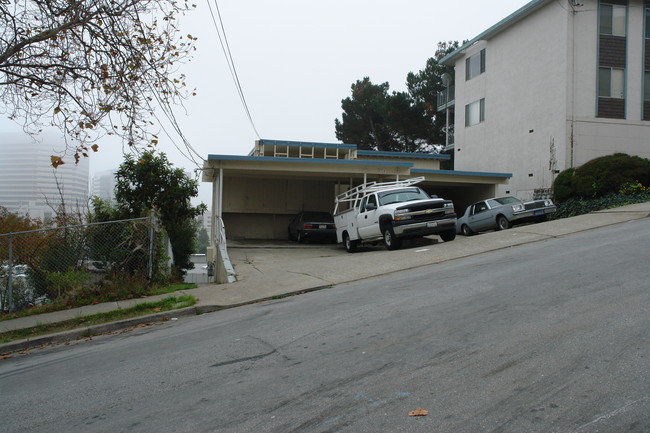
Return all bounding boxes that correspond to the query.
[1,219,649,433]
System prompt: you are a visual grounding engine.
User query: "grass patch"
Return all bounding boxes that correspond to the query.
[0,283,198,322]
[149,283,196,296]
[0,295,196,344]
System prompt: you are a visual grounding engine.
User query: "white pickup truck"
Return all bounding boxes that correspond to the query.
[333,177,457,252]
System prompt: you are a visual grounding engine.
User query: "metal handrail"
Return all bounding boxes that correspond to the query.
[215,216,227,247]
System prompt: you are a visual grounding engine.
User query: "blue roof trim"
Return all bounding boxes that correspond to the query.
[357,150,451,160]
[411,168,512,178]
[259,139,357,150]
[440,0,551,65]
[208,154,413,167]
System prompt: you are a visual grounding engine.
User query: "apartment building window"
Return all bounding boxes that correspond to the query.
[465,98,485,126]
[598,67,625,98]
[600,3,627,37]
[465,49,486,81]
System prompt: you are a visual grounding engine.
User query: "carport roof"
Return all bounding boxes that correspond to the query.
[202,155,511,184]
[202,154,415,182]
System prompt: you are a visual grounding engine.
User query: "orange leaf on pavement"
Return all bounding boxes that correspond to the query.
[408,408,429,417]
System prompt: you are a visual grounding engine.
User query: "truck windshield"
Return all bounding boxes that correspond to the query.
[378,188,430,205]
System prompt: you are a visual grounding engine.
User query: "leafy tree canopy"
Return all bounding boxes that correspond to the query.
[115,151,206,275]
[115,151,205,224]
[334,78,393,151]
[0,0,197,166]
[406,41,460,110]
[335,41,461,153]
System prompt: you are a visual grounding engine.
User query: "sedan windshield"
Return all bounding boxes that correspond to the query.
[378,188,430,205]
[494,196,521,205]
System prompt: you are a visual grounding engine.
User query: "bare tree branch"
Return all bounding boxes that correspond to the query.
[0,0,197,166]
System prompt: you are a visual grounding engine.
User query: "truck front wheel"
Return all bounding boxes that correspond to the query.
[382,226,402,250]
[440,229,456,242]
[343,232,358,253]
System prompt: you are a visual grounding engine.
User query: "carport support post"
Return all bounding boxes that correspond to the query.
[217,167,223,232]
[210,167,223,245]
[208,167,223,283]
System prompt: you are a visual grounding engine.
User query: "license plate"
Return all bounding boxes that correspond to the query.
[427,221,438,228]
[319,225,327,229]
[533,210,544,216]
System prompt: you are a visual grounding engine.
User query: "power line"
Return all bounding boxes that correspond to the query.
[113,13,205,169]
[207,0,261,139]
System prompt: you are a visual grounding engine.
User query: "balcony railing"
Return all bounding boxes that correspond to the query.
[437,85,455,111]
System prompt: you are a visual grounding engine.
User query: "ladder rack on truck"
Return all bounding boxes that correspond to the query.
[334,177,425,214]
[332,175,457,252]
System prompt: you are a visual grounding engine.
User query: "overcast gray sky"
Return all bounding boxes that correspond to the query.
[1,0,530,204]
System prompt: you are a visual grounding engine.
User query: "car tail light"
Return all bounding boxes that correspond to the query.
[303,224,313,229]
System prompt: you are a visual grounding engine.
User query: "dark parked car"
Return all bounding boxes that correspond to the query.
[456,196,556,235]
[288,211,337,243]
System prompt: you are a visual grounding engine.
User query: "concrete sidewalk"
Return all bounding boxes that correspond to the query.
[2,202,649,353]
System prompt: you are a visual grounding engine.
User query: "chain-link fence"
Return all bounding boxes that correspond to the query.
[0,215,160,313]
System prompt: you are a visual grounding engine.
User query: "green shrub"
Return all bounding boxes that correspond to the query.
[553,153,650,201]
[45,269,93,300]
[552,167,576,201]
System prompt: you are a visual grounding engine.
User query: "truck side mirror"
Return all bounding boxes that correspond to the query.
[366,202,377,211]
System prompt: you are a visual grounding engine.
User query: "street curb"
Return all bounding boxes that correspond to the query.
[0,285,333,355]
[0,306,200,355]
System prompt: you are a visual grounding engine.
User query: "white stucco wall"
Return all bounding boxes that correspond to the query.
[624,3,646,122]
[454,1,570,200]
[573,118,650,166]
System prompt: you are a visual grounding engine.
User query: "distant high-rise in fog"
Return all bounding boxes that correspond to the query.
[90,169,118,203]
[0,132,89,221]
